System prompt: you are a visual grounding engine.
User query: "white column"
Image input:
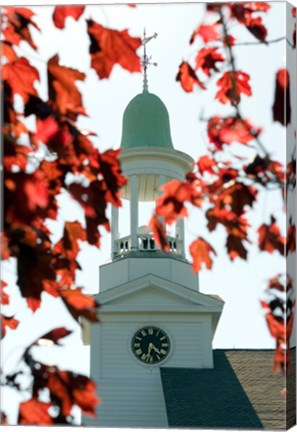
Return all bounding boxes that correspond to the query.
[111,205,119,257]
[158,175,166,191]
[130,175,138,250]
[176,218,185,256]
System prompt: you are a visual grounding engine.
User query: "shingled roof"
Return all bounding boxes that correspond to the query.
[161,349,296,430]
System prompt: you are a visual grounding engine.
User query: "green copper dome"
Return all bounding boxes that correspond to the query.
[120,91,174,149]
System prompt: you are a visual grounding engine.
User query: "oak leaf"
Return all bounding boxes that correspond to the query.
[87,20,142,79]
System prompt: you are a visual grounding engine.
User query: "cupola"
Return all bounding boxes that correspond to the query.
[120,91,174,150]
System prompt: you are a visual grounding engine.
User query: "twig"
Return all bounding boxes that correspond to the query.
[218,6,271,158]
[234,36,294,48]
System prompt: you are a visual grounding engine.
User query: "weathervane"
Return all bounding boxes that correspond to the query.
[141,28,158,92]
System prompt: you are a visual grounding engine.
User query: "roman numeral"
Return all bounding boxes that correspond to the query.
[160,336,166,341]
[162,343,169,347]
[148,328,153,335]
[135,349,142,355]
[141,330,146,336]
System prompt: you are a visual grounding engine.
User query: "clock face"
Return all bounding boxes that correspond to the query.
[131,326,171,364]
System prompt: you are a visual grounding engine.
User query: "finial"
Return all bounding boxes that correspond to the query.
[141,28,158,92]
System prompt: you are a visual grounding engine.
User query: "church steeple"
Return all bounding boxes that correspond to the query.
[111,75,194,262]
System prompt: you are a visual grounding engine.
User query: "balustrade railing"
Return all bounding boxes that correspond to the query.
[114,233,182,256]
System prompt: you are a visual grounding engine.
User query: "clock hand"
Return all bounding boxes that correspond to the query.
[150,343,161,354]
[145,343,153,361]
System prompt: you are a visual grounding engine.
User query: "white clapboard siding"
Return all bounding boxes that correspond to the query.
[87,375,168,427]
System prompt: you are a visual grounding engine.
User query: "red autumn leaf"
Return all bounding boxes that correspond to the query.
[99,149,128,206]
[287,220,296,255]
[155,179,201,224]
[206,208,250,241]
[1,315,19,338]
[207,116,258,150]
[47,371,100,417]
[244,155,285,185]
[4,141,31,172]
[54,221,86,261]
[0,412,8,425]
[176,62,206,93]
[59,287,99,322]
[5,170,49,225]
[0,232,11,260]
[245,16,267,42]
[0,280,9,305]
[2,41,18,61]
[219,182,257,216]
[7,226,58,311]
[52,6,85,29]
[69,181,110,246]
[190,23,220,44]
[2,7,39,50]
[226,234,248,261]
[267,274,290,292]
[87,20,142,79]
[195,47,224,77]
[272,69,291,126]
[190,237,216,272]
[197,155,217,175]
[128,3,137,7]
[33,328,72,346]
[18,399,53,425]
[216,71,252,105]
[258,216,285,255]
[48,55,86,117]
[293,7,296,17]
[149,215,170,252]
[2,57,39,103]
[223,35,236,46]
[229,3,270,42]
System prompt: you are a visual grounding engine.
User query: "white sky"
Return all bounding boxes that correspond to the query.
[1,1,296,428]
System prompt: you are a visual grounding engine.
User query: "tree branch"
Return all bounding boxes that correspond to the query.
[219,6,271,158]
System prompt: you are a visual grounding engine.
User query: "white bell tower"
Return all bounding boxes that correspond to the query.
[84,36,224,428]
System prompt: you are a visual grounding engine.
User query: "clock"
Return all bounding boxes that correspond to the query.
[131,326,171,364]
